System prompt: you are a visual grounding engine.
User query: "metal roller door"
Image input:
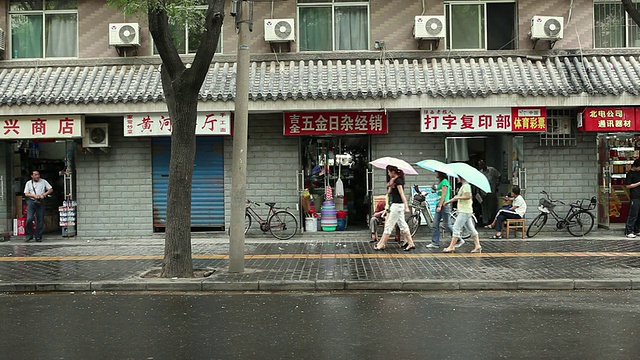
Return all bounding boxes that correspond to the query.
[152,137,225,231]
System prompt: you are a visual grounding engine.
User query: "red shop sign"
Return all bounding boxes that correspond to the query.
[579,107,636,132]
[283,111,388,136]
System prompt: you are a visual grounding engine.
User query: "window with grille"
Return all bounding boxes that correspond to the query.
[540,109,577,146]
[594,0,640,48]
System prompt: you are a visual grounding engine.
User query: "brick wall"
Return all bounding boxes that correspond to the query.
[224,114,300,228]
[75,117,153,238]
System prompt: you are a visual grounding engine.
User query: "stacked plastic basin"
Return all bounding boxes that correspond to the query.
[321,200,337,231]
[336,210,348,231]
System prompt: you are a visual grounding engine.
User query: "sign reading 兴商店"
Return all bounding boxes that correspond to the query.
[420,107,547,132]
[283,111,388,135]
[1,115,83,139]
[124,112,232,136]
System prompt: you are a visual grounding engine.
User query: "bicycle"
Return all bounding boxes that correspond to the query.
[244,200,298,240]
[526,190,596,238]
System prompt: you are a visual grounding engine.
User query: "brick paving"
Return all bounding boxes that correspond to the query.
[1,229,640,291]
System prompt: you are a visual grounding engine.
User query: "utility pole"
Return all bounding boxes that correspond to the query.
[229,0,252,273]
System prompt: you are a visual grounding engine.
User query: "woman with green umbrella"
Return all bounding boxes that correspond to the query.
[442,175,482,253]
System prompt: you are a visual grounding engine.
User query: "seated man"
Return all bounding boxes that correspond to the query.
[484,186,527,239]
[369,199,387,242]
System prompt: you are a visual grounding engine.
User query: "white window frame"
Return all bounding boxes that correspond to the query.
[8,0,79,59]
[152,4,223,55]
[593,0,640,48]
[296,0,370,52]
[444,0,516,51]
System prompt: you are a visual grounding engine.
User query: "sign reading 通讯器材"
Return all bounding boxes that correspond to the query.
[578,107,636,132]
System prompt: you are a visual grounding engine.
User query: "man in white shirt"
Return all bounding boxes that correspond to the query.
[23,170,53,242]
[484,186,526,239]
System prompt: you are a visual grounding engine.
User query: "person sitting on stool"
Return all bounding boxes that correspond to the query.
[484,186,526,239]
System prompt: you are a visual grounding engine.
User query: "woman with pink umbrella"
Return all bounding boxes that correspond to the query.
[373,165,416,251]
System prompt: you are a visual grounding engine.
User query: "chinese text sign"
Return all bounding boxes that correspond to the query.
[420,108,547,133]
[1,115,83,139]
[124,112,232,136]
[283,111,388,136]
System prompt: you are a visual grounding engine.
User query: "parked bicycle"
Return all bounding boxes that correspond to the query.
[526,190,596,237]
[244,200,298,240]
[407,184,473,239]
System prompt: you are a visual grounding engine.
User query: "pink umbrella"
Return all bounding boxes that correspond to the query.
[370,157,418,175]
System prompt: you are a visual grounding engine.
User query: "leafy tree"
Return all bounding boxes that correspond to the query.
[622,0,640,27]
[109,0,225,277]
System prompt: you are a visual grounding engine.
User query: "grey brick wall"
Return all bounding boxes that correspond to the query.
[75,118,153,238]
[0,143,9,234]
[224,114,300,229]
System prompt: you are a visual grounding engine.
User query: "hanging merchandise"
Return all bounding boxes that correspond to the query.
[335,139,345,199]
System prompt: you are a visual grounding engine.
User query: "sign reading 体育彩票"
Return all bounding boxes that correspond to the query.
[420,107,547,132]
[283,111,388,135]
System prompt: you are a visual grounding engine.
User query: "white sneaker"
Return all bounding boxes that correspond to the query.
[426,243,440,249]
[626,233,636,238]
[455,239,466,248]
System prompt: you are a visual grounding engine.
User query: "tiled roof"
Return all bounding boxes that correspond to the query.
[1,54,640,106]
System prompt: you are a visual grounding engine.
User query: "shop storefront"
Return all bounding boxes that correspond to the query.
[579,107,640,228]
[125,112,231,231]
[284,111,388,231]
[1,115,81,237]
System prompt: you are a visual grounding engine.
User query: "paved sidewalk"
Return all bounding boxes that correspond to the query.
[1,228,640,292]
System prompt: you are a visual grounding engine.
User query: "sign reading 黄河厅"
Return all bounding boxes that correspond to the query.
[578,107,638,132]
[420,108,547,132]
[283,111,388,135]
[124,112,232,136]
[1,115,83,139]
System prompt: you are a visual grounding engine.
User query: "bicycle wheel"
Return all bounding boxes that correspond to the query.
[244,212,252,234]
[407,214,421,237]
[567,210,595,237]
[526,213,547,238]
[268,210,298,240]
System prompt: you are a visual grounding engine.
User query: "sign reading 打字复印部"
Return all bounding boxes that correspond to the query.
[283,111,388,135]
[421,107,547,132]
[1,115,83,139]
[124,112,232,136]
[578,107,636,132]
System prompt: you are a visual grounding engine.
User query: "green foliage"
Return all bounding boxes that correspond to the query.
[106,0,208,22]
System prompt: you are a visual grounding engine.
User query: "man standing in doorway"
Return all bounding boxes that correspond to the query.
[477,160,501,226]
[624,159,640,238]
[23,170,53,242]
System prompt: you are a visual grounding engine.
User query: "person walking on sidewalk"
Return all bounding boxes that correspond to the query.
[374,165,416,251]
[426,171,454,249]
[23,170,53,242]
[442,176,481,253]
[624,159,640,238]
[484,186,527,239]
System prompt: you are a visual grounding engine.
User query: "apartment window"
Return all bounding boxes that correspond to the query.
[298,0,369,51]
[153,3,222,55]
[9,0,78,59]
[445,0,516,50]
[594,0,640,48]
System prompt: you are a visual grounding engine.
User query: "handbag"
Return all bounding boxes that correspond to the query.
[31,181,43,204]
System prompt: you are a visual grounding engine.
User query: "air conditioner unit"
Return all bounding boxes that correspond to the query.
[414,15,446,40]
[264,19,295,42]
[83,124,109,148]
[530,16,564,40]
[109,23,140,46]
[0,28,5,52]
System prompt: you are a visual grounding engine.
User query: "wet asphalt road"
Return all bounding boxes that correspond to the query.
[1,291,639,360]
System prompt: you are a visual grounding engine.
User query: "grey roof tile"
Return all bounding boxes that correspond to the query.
[1,55,640,106]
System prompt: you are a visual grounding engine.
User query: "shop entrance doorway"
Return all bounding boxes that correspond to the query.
[300,136,369,230]
[11,140,75,237]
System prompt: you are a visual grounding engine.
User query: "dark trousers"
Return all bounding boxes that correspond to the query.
[494,209,522,232]
[26,200,45,239]
[625,198,640,235]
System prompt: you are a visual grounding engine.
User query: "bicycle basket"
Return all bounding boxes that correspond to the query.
[539,198,555,210]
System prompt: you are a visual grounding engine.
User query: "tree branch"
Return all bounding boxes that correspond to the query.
[622,0,640,27]
[148,3,185,80]
[190,0,225,86]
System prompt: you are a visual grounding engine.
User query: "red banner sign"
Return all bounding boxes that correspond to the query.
[283,111,388,136]
[579,107,636,132]
[0,115,83,139]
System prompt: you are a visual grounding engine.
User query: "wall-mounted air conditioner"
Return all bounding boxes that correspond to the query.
[109,23,140,46]
[414,15,446,40]
[0,28,5,52]
[264,19,295,42]
[530,16,564,40]
[83,124,109,148]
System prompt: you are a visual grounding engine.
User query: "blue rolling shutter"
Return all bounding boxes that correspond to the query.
[152,137,225,230]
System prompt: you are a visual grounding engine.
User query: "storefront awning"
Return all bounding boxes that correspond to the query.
[1,52,640,109]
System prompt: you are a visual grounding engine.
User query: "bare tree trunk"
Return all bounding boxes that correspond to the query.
[622,0,640,27]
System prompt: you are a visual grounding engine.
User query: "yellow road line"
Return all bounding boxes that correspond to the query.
[1,252,640,262]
